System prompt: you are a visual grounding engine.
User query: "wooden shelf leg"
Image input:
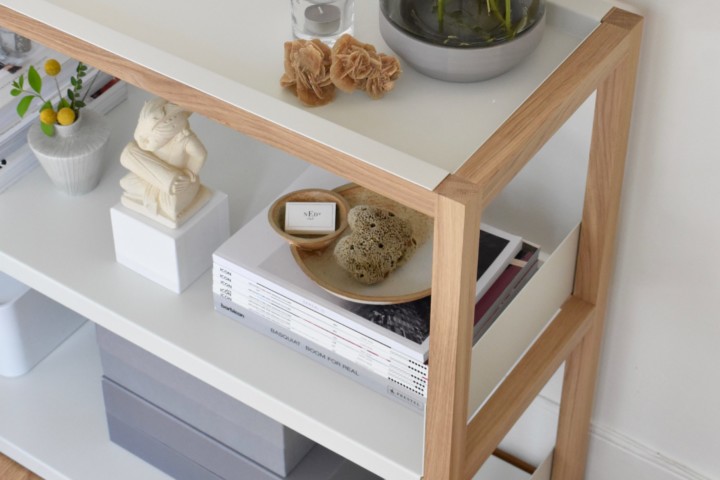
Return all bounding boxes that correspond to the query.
[552,10,643,480]
[423,176,483,480]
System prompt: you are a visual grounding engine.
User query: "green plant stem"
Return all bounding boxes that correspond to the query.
[53,76,63,106]
[504,0,511,32]
[487,0,513,36]
[79,70,99,106]
[437,0,445,32]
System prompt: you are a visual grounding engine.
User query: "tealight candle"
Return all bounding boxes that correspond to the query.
[291,0,354,45]
[304,4,341,36]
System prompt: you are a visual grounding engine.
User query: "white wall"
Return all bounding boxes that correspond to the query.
[586,0,720,477]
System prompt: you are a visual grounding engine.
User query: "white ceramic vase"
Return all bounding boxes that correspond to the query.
[27,109,111,195]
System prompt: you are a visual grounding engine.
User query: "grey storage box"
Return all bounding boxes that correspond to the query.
[96,326,314,476]
[103,378,380,480]
[0,271,85,378]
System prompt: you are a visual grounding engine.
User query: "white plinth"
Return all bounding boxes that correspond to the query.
[111,190,230,293]
[0,272,86,378]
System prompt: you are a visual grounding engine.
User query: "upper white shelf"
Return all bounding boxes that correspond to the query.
[0,0,610,190]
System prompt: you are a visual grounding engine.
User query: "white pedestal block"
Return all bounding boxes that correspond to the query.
[0,272,86,378]
[111,190,230,293]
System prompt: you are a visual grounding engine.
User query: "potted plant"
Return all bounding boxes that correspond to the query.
[10,58,110,195]
[379,0,546,82]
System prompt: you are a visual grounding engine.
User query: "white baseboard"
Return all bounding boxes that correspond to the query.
[586,424,713,480]
[498,393,712,480]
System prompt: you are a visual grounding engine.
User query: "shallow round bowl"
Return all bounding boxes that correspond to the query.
[268,189,350,251]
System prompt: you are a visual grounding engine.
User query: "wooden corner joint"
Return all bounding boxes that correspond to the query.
[602,7,644,32]
[434,174,486,210]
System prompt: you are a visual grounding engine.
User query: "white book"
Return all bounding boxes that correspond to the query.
[213,167,523,364]
[213,293,426,413]
[212,263,428,397]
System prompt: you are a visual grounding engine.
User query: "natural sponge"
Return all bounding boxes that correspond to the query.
[334,205,417,284]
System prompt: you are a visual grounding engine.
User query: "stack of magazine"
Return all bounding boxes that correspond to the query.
[0,42,128,193]
[212,169,539,412]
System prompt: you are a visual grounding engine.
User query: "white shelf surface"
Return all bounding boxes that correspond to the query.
[0,84,593,479]
[0,323,173,480]
[0,323,534,480]
[0,0,609,190]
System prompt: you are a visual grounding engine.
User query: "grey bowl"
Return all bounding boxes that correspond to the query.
[379,9,546,83]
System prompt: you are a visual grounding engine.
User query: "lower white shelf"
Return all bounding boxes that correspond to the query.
[0,323,171,480]
[0,322,541,480]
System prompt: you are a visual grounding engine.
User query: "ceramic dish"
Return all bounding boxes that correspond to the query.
[290,184,434,304]
[268,188,350,251]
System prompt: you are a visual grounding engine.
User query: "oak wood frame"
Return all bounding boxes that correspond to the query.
[0,6,642,480]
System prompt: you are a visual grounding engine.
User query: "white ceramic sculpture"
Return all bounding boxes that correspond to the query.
[119,98,210,229]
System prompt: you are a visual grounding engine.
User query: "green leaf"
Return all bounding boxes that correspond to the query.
[70,77,78,87]
[67,89,75,100]
[10,88,22,97]
[17,75,24,89]
[57,98,70,110]
[41,100,53,111]
[74,100,85,109]
[40,122,55,136]
[16,95,34,117]
[27,66,42,94]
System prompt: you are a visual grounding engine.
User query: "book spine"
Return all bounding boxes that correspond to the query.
[213,294,426,413]
[213,264,428,397]
[213,256,427,363]
[473,252,540,343]
[213,260,428,371]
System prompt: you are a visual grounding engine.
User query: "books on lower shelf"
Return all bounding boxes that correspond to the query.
[212,168,539,411]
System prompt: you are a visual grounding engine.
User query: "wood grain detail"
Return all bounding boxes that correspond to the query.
[0,454,42,480]
[552,9,643,480]
[464,296,595,479]
[0,7,437,217]
[455,9,644,209]
[423,175,483,480]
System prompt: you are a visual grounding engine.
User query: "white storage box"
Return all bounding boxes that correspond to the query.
[0,271,86,377]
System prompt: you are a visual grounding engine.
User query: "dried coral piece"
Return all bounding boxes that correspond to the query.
[280,39,335,107]
[330,34,381,93]
[363,54,402,100]
[330,34,401,99]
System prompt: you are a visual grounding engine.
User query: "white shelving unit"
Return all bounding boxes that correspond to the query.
[0,0,643,479]
[0,82,585,479]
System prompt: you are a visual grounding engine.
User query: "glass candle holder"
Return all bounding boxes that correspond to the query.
[0,29,32,57]
[291,0,354,45]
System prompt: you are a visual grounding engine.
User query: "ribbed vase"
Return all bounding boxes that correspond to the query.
[27,109,111,195]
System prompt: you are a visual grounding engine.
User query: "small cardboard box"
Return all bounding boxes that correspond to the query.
[0,272,85,377]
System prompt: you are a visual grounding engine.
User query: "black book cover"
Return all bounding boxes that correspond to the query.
[341,229,513,345]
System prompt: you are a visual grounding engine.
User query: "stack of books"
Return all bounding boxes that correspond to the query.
[0,43,128,193]
[212,169,539,412]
